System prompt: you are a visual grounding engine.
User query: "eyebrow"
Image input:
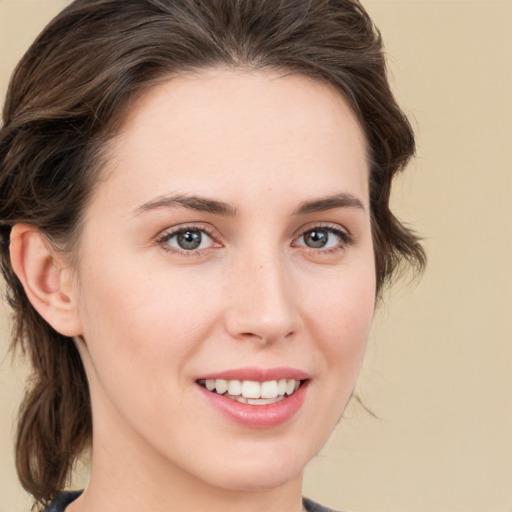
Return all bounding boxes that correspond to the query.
[133,192,365,217]
[293,193,366,215]
[133,194,238,217]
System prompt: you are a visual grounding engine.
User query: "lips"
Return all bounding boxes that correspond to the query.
[196,367,309,428]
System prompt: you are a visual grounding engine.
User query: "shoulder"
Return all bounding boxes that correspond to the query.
[45,491,82,512]
[303,496,344,512]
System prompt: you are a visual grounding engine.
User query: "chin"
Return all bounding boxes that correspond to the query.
[210,467,303,493]
[193,443,309,492]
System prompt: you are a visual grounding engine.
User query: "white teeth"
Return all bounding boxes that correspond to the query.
[261,380,278,399]
[227,379,242,396]
[215,379,228,394]
[234,396,285,405]
[248,397,281,405]
[202,378,302,400]
[241,380,261,399]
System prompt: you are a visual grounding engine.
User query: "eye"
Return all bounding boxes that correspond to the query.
[157,226,217,253]
[294,225,352,251]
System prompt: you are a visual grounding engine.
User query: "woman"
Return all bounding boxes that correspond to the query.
[0,0,425,511]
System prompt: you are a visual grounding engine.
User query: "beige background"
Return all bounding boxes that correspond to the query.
[1,1,511,511]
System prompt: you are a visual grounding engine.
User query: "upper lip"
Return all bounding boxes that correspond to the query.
[197,367,309,382]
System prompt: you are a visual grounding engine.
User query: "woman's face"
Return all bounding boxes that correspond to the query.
[72,69,375,493]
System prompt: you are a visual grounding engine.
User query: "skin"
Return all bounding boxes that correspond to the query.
[13,69,376,512]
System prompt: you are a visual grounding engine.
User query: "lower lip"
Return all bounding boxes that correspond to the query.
[197,381,309,429]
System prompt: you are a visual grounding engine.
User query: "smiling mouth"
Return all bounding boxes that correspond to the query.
[197,378,305,405]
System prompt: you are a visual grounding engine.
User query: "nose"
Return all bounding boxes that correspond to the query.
[224,250,299,345]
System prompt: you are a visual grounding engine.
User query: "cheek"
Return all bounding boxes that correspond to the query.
[302,264,376,388]
[286,266,375,455]
[76,260,221,383]
[74,263,225,448]
[306,265,375,342]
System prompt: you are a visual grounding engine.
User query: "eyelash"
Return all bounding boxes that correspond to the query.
[292,223,354,254]
[155,224,218,256]
[155,223,354,256]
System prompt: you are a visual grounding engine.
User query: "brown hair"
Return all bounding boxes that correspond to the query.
[0,0,425,507]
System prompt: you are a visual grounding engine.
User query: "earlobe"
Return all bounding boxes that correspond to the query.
[9,224,82,337]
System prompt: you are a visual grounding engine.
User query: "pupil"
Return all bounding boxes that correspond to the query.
[305,230,328,248]
[178,230,202,250]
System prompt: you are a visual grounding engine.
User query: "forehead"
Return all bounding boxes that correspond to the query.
[94,68,369,212]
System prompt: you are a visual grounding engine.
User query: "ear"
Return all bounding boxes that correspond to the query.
[9,224,83,337]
